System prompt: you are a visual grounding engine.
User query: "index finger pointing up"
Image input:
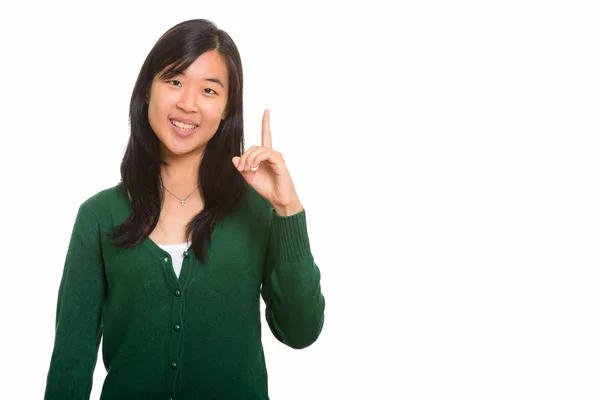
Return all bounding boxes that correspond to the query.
[262,109,272,149]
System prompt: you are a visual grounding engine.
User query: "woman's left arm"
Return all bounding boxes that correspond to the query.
[260,208,326,349]
[232,109,326,348]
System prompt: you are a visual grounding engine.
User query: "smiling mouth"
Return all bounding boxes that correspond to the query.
[170,119,198,131]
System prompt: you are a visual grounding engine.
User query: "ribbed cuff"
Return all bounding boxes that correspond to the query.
[269,208,313,261]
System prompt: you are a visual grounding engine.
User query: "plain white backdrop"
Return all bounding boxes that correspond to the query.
[0,0,599,399]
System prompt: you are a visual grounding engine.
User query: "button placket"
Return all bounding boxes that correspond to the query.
[163,252,183,398]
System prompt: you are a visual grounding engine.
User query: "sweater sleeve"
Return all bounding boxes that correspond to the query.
[260,208,326,349]
[44,203,106,399]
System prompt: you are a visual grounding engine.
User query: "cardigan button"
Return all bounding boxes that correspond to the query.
[183,250,189,258]
[174,289,181,297]
[168,397,174,400]
[174,324,181,332]
[170,361,178,369]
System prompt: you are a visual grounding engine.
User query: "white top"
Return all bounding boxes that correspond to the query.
[156,242,191,279]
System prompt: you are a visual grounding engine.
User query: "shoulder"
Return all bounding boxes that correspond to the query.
[78,182,129,223]
[80,182,126,210]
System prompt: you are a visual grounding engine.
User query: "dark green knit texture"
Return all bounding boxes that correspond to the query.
[44,183,325,400]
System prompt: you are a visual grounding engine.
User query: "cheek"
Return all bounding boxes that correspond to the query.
[148,88,175,119]
[148,100,159,119]
[147,101,163,134]
[200,101,227,121]
[148,93,162,120]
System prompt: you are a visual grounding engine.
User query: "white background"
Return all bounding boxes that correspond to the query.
[0,0,599,399]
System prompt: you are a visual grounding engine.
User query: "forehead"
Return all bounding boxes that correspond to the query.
[180,50,228,87]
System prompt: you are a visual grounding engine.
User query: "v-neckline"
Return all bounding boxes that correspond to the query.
[119,183,195,287]
[142,236,193,287]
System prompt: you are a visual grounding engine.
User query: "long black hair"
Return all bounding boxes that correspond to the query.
[109,19,247,264]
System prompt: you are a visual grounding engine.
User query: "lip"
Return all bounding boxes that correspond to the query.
[170,116,198,125]
[169,119,198,137]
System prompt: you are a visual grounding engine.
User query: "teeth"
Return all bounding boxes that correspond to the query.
[170,119,198,130]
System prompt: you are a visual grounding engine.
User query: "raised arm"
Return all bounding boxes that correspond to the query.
[260,208,325,349]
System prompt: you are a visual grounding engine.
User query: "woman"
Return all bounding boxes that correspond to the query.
[44,18,325,400]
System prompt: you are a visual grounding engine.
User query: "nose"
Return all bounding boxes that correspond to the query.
[176,86,200,113]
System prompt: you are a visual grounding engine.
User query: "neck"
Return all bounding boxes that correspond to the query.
[160,150,203,193]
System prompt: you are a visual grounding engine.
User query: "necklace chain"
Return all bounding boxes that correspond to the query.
[163,185,198,207]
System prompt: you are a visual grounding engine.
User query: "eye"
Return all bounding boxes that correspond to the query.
[167,80,182,87]
[203,88,217,95]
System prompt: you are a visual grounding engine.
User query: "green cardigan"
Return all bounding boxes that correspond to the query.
[44,182,326,400]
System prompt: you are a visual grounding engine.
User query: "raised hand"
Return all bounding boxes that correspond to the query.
[232,109,303,216]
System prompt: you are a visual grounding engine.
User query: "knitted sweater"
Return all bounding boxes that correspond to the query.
[44,182,326,400]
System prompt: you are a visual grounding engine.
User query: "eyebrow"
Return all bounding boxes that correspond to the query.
[204,78,225,88]
[172,70,226,89]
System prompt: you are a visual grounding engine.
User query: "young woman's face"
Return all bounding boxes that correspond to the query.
[147,50,229,158]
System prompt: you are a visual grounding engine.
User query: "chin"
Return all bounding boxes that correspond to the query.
[167,147,193,156]
[165,142,204,157]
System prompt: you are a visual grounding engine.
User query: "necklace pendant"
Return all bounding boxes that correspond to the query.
[180,200,185,206]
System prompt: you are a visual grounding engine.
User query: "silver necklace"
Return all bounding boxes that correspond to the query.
[163,185,198,207]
